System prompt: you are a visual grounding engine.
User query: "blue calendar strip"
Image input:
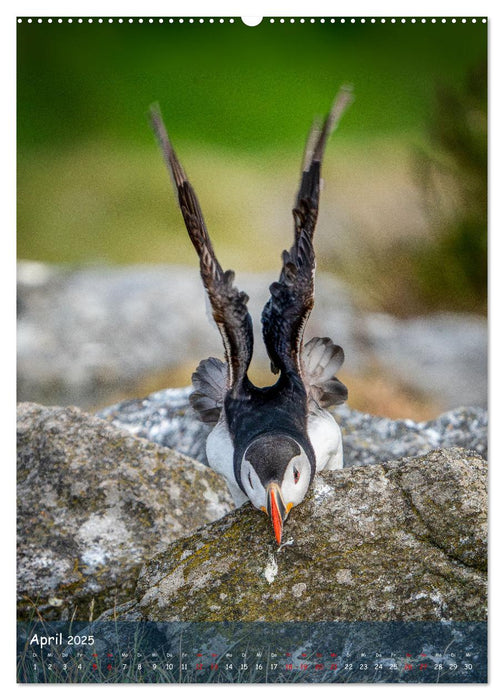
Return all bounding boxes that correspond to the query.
[17,620,486,683]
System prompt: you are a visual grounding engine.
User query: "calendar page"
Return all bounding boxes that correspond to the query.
[16,12,488,684]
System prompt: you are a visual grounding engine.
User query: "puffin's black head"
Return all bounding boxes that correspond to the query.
[240,434,315,544]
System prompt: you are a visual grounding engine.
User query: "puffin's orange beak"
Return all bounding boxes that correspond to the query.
[266,482,288,545]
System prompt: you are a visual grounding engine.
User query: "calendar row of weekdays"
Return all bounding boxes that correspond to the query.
[17,620,487,683]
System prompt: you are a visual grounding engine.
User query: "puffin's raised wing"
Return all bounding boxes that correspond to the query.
[261,87,353,378]
[150,105,253,397]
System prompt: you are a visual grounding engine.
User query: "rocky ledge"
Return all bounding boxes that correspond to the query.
[98,386,488,467]
[17,400,487,623]
[17,402,233,621]
[99,447,487,623]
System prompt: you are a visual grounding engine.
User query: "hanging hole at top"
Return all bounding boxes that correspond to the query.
[241,16,263,27]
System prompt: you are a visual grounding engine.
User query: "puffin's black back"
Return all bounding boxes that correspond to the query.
[225,374,316,491]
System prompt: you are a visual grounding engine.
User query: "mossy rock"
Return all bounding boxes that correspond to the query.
[100,448,486,622]
[17,402,233,621]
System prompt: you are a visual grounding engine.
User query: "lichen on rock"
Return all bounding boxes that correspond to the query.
[17,399,487,625]
[98,447,487,623]
[17,402,234,621]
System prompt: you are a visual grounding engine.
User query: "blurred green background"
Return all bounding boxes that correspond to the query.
[17,17,487,318]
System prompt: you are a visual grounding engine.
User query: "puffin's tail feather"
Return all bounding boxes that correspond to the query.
[190,357,228,425]
[303,337,348,408]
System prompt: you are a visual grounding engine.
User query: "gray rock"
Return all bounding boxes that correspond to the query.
[17,262,213,409]
[98,387,211,465]
[98,387,488,466]
[362,312,487,409]
[17,402,234,621]
[17,398,487,625]
[17,261,486,411]
[98,448,487,622]
[337,403,488,465]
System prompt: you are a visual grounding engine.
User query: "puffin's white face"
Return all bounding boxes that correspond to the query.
[240,434,313,543]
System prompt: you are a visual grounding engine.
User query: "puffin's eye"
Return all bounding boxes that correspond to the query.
[293,466,300,484]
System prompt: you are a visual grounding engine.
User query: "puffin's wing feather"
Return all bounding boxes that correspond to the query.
[150,105,253,394]
[303,337,348,408]
[261,87,353,378]
[190,356,228,425]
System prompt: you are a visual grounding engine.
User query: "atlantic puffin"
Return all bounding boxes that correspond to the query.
[150,88,352,544]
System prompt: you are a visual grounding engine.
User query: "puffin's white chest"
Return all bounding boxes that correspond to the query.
[206,415,249,506]
[308,408,343,471]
